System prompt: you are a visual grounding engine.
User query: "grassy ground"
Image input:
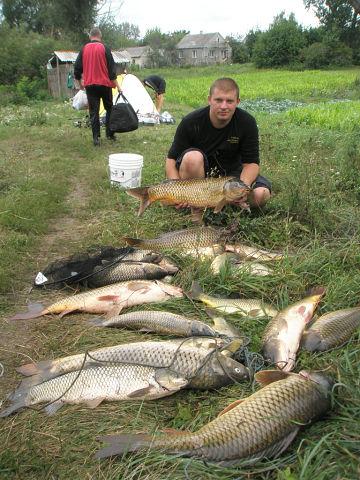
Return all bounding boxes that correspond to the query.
[0,66,359,479]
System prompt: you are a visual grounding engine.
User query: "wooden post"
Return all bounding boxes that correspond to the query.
[56,55,61,98]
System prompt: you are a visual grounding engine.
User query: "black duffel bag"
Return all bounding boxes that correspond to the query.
[109,92,139,133]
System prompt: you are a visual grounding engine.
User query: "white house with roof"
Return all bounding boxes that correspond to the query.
[176,32,231,66]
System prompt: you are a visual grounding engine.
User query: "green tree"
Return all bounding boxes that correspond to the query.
[252,13,305,67]
[227,36,250,64]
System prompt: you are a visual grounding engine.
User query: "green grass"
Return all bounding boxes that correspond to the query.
[0,66,359,479]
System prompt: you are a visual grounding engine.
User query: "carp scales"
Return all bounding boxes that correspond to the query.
[123,227,226,257]
[96,369,333,462]
[301,306,360,351]
[0,363,190,417]
[126,177,251,216]
[225,244,285,262]
[9,280,183,320]
[16,338,249,389]
[188,281,277,318]
[88,310,219,337]
[87,260,178,288]
[211,253,273,276]
[262,288,325,371]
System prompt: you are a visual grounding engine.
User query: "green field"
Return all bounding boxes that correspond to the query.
[0,66,359,479]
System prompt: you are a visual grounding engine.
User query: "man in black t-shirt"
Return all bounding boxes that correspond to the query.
[143,75,166,112]
[166,77,271,211]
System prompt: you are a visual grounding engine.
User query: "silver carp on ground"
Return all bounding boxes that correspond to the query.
[9,280,183,320]
[211,253,273,276]
[301,306,360,351]
[87,260,178,288]
[188,281,278,318]
[262,288,325,371]
[88,310,219,337]
[126,177,251,216]
[225,244,286,262]
[16,338,249,390]
[96,370,333,463]
[0,363,190,417]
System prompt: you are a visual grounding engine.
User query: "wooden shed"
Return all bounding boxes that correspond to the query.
[47,50,131,98]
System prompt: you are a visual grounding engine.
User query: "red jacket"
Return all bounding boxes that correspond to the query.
[74,40,116,88]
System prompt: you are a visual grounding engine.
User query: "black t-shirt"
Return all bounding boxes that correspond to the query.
[167,106,259,175]
[143,75,166,94]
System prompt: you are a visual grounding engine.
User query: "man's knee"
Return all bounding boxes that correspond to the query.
[179,150,205,178]
[250,187,271,207]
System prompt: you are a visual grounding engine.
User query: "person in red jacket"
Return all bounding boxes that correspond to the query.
[74,27,121,146]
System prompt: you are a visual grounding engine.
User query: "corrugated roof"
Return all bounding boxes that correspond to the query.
[176,33,225,49]
[112,50,131,63]
[49,49,130,66]
[125,46,150,57]
[53,50,79,62]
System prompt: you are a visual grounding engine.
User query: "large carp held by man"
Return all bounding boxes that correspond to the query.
[126,177,250,215]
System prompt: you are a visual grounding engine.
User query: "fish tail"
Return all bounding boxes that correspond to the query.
[125,187,151,216]
[16,359,54,379]
[122,237,144,248]
[88,316,107,327]
[0,381,32,417]
[187,281,203,301]
[9,303,46,321]
[95,433,153,459]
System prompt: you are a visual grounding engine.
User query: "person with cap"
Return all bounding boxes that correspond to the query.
[143,75,166,113]
[74,27,121,146]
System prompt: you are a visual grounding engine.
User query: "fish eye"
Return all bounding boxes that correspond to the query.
[235,368,242,373]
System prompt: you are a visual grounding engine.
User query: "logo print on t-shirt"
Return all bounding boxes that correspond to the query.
[227,136,239,144]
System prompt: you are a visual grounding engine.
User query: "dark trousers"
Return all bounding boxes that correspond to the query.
[85,85,113,139]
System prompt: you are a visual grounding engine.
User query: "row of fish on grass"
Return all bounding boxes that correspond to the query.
[2,178,360,465]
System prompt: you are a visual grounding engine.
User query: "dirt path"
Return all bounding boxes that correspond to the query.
[0,179,91,400]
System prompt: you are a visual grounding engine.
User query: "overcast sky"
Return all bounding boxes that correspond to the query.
[108,0,320,38]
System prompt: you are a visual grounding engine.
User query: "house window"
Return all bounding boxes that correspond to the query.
[209,50,214,57]
[178,50,183,58]
[222,50,228,59]
[192,50,197,59]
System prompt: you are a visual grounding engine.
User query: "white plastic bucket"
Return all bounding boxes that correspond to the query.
[109,153,144,188]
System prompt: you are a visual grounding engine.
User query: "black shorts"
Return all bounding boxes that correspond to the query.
[175,148,272,192]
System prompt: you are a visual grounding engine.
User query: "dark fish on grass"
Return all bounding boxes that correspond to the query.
[262,288,325,371]
[301,306,360,351]
[126,177,250,216]
[0,363,189,417]
[123,226,226,259]
[96,369,333,463]
[9,280,183,320]
[86,260,178,288]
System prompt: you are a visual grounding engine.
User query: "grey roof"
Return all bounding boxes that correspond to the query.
[176,33,226,49]
[112,50,131,63]
[53,50,79,63]
[125,46,151,57]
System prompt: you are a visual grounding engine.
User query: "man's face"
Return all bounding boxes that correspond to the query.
[208,87,239,126]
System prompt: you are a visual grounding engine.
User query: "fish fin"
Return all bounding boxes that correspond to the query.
[0,381,32,417]
[248,309,261,317]
[122,237,143,247]
[127,281,151,292]
[125,186,151,216]
[43,401,64,415]
[95,433,152,459]
[253,429,300,460]
[85,398,105,409]
[221,338,244,354]
[127,386,156,398]
[58,309,76,318]
[156,281,183,297]
[97,295,120,302]
[186,281,203,301]
[255,369,294,386]
[162,428,190,435]
[106,305,123,317]
[217,399,245,417]
[214,199,227,213]
[9,303,46,321]
[16,362,40,377]
[306,286,326,297]
[155,369,189,391]
[0,400,27,418]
